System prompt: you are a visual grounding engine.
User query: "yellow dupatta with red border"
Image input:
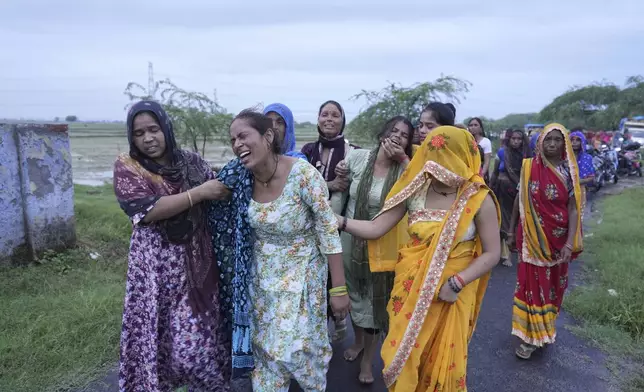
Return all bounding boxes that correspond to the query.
[367,126,500,387]
[519,123,583,266]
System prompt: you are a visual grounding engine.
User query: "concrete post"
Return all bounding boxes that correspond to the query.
[0,123,76,263]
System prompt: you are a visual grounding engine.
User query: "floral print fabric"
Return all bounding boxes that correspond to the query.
[247,160,342,391]
[114,153,231,392]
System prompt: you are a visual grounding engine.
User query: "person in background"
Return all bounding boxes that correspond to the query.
[335,116,415,384]
[229,109,349,391]
[570,129,595,187]
[468,117,493,182]
[263,103,307,160]
[114,101,231,391]
[338,126,501,391]
[301,100,359,341]
[490,128,529,267]
[570,129,595,221]
[508,124,583,360]
[414,102,456,149]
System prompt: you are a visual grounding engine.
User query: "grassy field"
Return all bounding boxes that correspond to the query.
[566,187,644,390]
[0,185,131,392]
[67,121,335,185]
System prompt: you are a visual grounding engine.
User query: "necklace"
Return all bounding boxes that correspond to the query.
[431,183,457,197]
[255,156,279,187]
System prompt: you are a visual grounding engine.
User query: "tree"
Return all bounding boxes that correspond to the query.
[124,79,232,158]
[536,76,644,130]
[65,115,78,122]
[347,75,471,140]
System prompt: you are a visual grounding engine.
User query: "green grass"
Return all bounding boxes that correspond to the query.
[0,185,131,392]
[566,187,644,389]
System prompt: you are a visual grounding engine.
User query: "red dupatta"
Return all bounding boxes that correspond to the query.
[518,124,583,267]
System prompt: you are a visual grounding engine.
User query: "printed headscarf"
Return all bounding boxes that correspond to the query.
[263,103,307,160]
[519,123,583,267]
[570,130,595,180]
[368,126,500,386]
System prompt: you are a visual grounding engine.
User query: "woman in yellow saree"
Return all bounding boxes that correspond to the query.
[337,126,501,391]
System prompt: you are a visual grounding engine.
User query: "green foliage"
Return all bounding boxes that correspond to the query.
[65,115,78,122]
[124,79,233,159]
[536,76,644,130]
[347,75,471,141]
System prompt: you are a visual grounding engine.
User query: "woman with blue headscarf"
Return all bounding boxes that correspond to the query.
[263,103,307,160]
[570,129,595,186]
[113,101,232,391]
[570,129,595,217]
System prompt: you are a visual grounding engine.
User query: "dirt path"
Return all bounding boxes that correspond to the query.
[82,177,643,392]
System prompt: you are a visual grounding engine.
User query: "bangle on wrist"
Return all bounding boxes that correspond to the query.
[447,276,462,293]
[454,273,466,288]
[329,285,348,297]
[340,216,348,232]
[187,190,194,208]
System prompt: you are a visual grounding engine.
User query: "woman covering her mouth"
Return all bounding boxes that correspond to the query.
[114,100,232,391]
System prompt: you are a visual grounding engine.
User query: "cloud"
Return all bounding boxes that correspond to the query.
[0,0,642,122]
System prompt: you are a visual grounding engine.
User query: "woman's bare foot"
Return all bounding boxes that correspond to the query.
[358,359,374,384]
[343,343,364,362]
[502,258,513,267]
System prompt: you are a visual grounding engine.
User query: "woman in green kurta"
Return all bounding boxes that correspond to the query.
[335,116,415,384]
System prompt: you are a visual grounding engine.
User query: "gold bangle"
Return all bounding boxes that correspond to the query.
[187,190,194,208]
[330,291,347,297]
[329,285,347,296]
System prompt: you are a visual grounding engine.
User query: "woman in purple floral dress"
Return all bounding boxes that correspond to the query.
[113,100,232,392]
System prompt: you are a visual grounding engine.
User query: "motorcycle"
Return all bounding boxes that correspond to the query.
[589,145,618,191]
[616,142,643,177]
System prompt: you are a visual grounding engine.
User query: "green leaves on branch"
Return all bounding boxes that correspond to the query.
[537,75,644,130]
[124,79,232,158]
[347,75,471,141]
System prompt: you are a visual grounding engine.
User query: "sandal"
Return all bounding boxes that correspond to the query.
[515,343,537,360]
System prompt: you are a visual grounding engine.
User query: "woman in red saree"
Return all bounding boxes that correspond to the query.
[508,123,583,359]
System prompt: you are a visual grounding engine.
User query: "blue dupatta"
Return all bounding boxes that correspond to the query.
[263,103,307,160]
[208,159,254,378]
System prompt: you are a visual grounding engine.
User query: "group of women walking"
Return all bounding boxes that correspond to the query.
[113,98,584,391]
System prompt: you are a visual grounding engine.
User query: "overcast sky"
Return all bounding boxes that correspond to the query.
[0,0,642,123]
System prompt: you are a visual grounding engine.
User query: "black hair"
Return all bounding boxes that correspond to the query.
[468,117,486,138]
[377,116,416,159]
[232,108,281,154]
[445,103,456,117]
[421,102,456,126]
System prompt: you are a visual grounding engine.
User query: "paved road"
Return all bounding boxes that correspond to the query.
[85,186,641,392]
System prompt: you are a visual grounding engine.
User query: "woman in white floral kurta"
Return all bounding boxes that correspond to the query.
[248,159,342,391]
[227,109,347,392]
